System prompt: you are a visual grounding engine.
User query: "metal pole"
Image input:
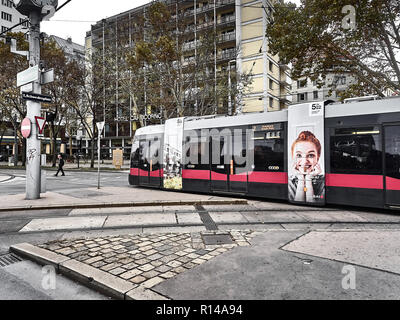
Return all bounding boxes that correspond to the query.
[228,62,232,116]
[26,11,41,200]
[14,116,18,167]
[97,133,101,189]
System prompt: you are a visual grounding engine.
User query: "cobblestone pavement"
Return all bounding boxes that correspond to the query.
[39,230,256,290]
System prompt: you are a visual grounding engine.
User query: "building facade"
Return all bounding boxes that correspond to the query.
[0,0,27,36]
[291,74,356,105]
[85,0,291,158]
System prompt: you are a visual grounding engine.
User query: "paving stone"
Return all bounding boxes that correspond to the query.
[130,275,146,284]
[56,248,75,255]
[135,258,150,265]
[177,256,191,264]
[142,276,164,288]
[109,267,126,276]
[103,252,117,259]
[120,269,143,280]
[141,270,160,279]
[187,253,200,259]
[173,266,188,274]
[84,256,103,265]
[150,260,163,267]
[101,263,121,271]
[184,262,196,269]
[143,249,158,256]
[91,261,107,268]
[138,264,155,272]
[147,253,163,261]
[167,261,182,268]
[159,271,176,279]
[137,241,153,247]
[122,262,139,270]
[155,265,171,273]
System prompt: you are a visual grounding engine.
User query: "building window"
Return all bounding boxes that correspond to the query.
[313,91,318,99]
[2,0,13,8]
[269,97,274,108]
[269,61,273,72]
[297,79,307,88]
[269,79,273,90]
[298,93,308,101]
[1,11,12,22]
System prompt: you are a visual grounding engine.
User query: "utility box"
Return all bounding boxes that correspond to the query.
[8,158,14,167]
[113,148,124,170]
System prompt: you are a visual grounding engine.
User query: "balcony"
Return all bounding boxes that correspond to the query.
[218,32,235,43]
[218,14,236,26]
[218,50,236,61]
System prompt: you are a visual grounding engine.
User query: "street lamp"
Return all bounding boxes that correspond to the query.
[76,135,82,169]
[13,0,58,16]
[228,60,236,116]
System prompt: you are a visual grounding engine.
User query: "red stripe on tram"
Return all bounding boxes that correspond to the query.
[326,174,384,190]
[182,169,210,180]
[248,172,288,184]
[386,177,400,191]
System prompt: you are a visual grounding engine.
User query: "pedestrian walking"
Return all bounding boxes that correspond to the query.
[55,154,65,177]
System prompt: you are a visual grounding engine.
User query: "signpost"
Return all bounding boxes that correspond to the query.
[96,121,105,189]
[12,0,59,200]
[35,116,46,134]
[21,118,32,139]
[22,92,53,103]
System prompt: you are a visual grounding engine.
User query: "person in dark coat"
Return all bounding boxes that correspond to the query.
[55,154,65,177]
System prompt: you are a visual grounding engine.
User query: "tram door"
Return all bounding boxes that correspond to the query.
[384,125,400,207]
[139,139,150,185]
[139,137,162,187]
[210,132,248,193]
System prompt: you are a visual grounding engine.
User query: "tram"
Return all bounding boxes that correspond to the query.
[129,97,400,210]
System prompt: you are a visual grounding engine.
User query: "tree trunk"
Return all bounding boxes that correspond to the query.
[91,138,95,169]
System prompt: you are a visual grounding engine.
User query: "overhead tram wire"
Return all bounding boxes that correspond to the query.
[0,0,73,38]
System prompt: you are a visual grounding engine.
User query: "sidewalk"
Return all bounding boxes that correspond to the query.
[0,186,247,212]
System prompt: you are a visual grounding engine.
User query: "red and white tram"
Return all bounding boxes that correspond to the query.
[129,97,400,210]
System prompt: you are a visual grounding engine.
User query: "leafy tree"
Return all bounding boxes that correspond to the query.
[267,0,400,99]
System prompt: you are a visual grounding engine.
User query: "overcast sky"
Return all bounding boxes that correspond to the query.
[41,0,301,46]
[41,0,151,46]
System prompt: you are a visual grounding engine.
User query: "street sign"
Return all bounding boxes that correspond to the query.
[22,92,53,103]
[21,118,31,139]
[20,83,33,93]
[41,68,54,85]
[97,121,105,135]
[35,116,47,134]
[17,65,39,87]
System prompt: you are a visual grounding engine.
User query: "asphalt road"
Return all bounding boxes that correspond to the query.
[0,169,129,196]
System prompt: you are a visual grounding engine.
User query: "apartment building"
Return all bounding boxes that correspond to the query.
[85,0,291,156]
[0,0,27,36]
[292,74,356,105]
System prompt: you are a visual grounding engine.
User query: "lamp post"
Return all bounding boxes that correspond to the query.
[76,135,81,169]
[228,59,236,116]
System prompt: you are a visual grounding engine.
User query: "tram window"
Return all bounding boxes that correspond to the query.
[330,127,382,174]
[184,133,208,166]
[131,138,140,166]
[253,131,284,172]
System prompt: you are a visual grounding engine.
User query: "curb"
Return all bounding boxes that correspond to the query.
[10,243,169,300]
[0,199,248,212]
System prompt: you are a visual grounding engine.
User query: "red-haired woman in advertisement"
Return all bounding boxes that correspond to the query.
[289,131,325,203]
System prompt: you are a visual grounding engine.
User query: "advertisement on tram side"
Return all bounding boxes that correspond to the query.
[163,118,184,190]
[288,102,326,205]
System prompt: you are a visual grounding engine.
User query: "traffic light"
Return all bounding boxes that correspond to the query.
[46,112,55,123]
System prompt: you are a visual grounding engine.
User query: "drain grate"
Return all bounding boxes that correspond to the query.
[0,253,23,267]
[202,234,234,245]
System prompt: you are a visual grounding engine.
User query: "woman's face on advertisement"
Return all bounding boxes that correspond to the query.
[293,141,319,173]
